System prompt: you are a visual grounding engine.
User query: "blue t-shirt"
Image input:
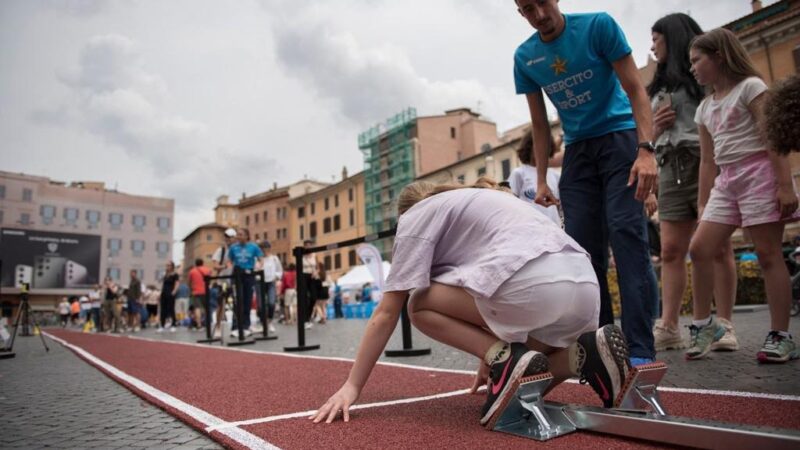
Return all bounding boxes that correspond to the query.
[227,242,264,271]
[514,13,636,145]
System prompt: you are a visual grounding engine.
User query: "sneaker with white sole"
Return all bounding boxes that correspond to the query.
[653,319,686,351]
[685,318,725,360]
[268,324,277,334]
[757,332,799,363]
[577,325,631,408]
[710,318,739,352]
[479,343,549,425]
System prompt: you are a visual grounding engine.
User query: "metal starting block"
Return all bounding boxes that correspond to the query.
[615,361,668,415]
[487,372,577,441]
[487,361,800,449]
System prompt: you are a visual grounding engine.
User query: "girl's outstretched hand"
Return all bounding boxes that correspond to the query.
[310,382,360,424]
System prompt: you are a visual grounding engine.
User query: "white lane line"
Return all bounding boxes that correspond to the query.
[44,332,279,450]
[55,330,800,402]
[206,388,477,432]
[85,330,476,375]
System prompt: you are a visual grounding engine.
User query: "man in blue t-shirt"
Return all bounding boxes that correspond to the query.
[227,228,264,335]
[512,0,658,366]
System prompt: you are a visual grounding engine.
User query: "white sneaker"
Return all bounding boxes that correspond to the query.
[156,327,164,333]
[230,329,239,338]
[268,324,276,334]
[169,326,176,333]
[304,322,313,330]
[133,326,141,332]
[653,319,686,351]
[710,318,739,351]
[244,329,252,337]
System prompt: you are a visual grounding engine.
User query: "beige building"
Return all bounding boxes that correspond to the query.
[288,169,367,279]
[0,171,174,313]
[232,179,328,265]
[181,223,225,281]
[214,195,239,229]
[418,122,564,187]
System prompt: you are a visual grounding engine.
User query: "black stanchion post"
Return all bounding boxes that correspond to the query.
[284,246,319,352]
[255,271,277,341]
[197,275,219,344]
[228,268,254,346]
[384,296,431,357]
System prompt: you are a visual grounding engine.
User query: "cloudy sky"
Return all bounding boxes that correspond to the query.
[0,0,772,257]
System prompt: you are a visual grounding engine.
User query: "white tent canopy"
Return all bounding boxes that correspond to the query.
[335,261,391,290]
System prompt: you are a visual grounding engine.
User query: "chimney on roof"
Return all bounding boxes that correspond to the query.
[273,182,277,190]
[342,166,348,180]
[752,0,762,12]
[241,192,246,200]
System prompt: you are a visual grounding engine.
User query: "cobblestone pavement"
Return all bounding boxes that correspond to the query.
[2,307,799,448]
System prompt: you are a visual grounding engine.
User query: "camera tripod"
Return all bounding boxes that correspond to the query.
[0,283,49,359]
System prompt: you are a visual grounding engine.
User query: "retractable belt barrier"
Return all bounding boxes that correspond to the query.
[283,228,430,357]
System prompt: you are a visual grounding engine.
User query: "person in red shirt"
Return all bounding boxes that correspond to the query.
[280,263,297,325]
[187,258,212,330]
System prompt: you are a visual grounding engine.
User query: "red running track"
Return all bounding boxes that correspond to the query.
[45,330,800,449]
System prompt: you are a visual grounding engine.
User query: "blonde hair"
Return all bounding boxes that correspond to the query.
[690,28,761,91]
[397,177,512,216]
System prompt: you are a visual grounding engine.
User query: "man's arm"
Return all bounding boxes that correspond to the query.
[612,54,657,201]
[525,91,560,207]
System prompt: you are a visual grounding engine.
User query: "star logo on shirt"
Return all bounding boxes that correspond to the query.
[551,56,568,76]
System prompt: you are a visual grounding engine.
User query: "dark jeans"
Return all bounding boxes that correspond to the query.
[333,296,343,318]
[90,307,101,329]
[160,295,176,328]
[560,129,656,359]
[259,281,276,322]
[234,270,256,330]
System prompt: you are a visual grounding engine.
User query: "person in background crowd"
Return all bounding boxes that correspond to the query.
[686,28,799,362]
[175,281,191,324]
[144,285,160,328]
[69,296,80,325]
[281,263,298,325]
[89,285,102,332]
[227,227,263,336]
[103,277,123,333]
[127,270,143,332]
[79,293,90,324]
[361,283,372,303]
[158,262,180,333]
[212,228,237,329]
[187,258,211,331]
[312,262,330,324]
[513,0,658,366]
[508,131,563,226]
[647,13,739,352]
[58,297,70,327]
[333,282,343,319]
[302,240,319,330]
[260,240,283,334]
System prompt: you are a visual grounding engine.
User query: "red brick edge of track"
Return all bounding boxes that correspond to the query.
[46,330,800,450]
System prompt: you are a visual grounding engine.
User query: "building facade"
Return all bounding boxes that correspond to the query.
[214,195,239,229]
[181,223,225,282]
[358,107,500,257]
[233,180,327,265]
[0,171,174,289]
[288,170,366,279]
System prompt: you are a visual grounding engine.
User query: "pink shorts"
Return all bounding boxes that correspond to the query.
[703,152,800,228]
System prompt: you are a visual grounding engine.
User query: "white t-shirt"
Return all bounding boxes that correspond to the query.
[507,165,562,226]
[89,290,101,308]
[384,188,587,300]
[694,77,768,165]
[212,245,232,277]
[261,254,283,282]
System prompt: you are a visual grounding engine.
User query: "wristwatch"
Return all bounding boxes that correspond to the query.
[637,141,656,153]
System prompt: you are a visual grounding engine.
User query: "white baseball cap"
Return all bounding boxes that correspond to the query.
[224,228,237,238]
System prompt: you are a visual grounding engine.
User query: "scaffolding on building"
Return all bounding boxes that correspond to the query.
[358,107,417,258]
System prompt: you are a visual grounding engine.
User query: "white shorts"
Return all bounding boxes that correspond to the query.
[473,251,600,348]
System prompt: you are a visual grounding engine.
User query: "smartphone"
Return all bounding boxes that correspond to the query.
[654,92,672,111]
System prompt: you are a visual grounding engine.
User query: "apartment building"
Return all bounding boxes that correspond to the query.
[288,169,366,279]
[0,171,174,291]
